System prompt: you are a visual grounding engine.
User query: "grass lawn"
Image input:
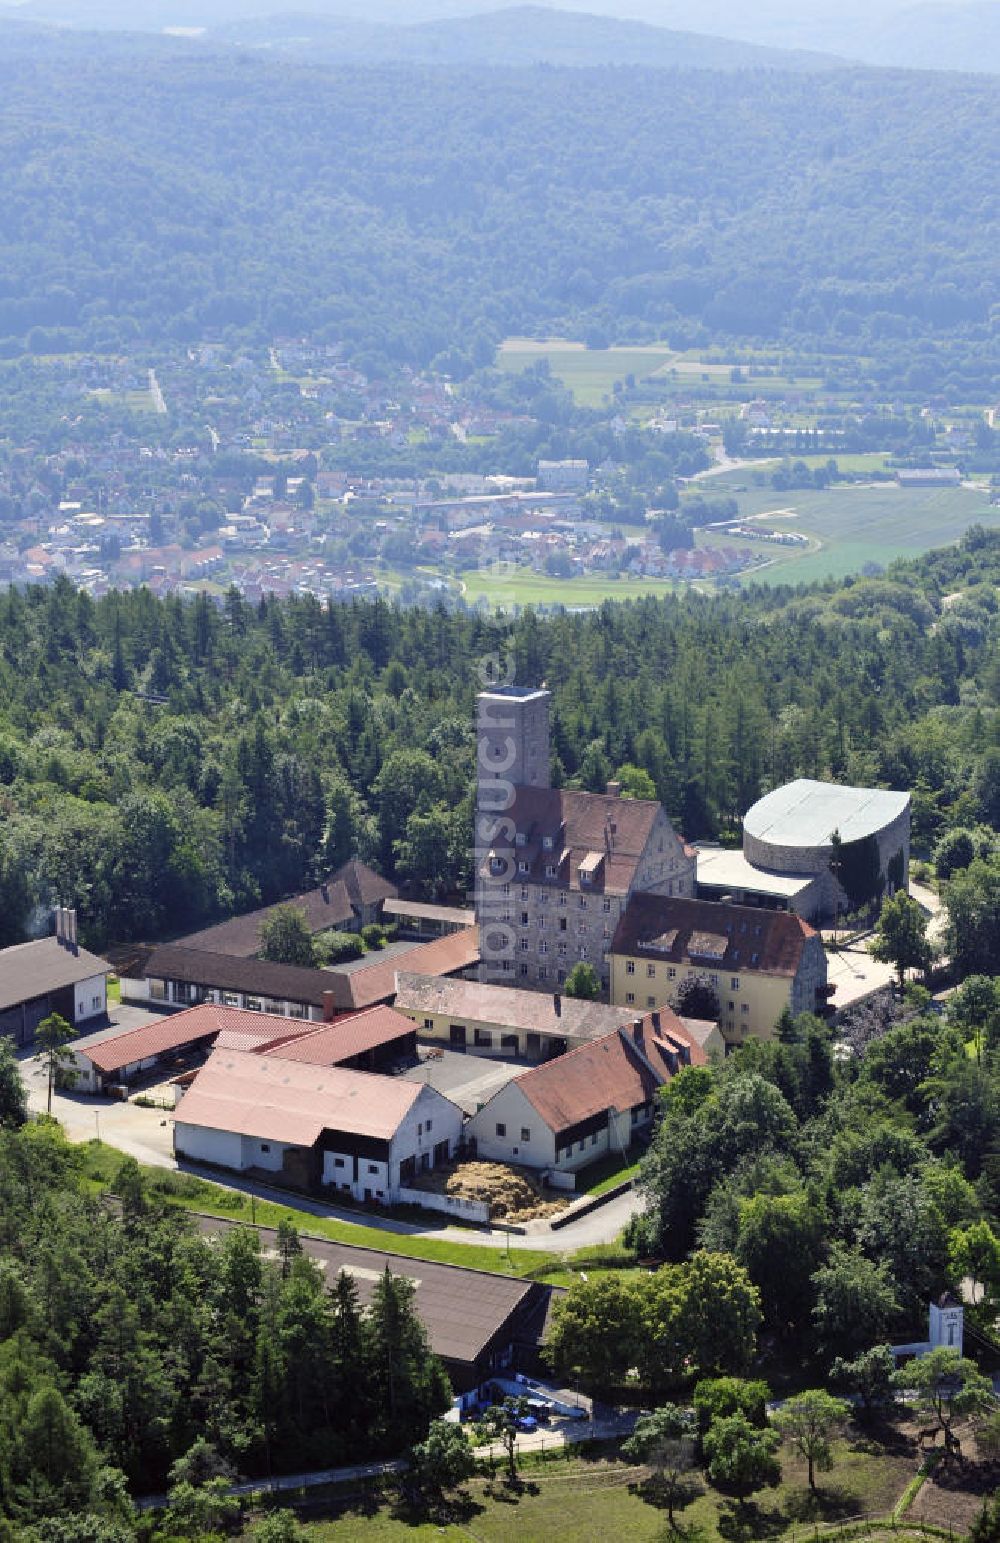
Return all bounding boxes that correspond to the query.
[460,567,681,610]
[695,481,1000,586]
[78,1142,559,1279]
[575,1148,644,1196]
[301,1430,925,1543]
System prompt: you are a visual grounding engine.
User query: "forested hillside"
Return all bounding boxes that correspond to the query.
[0,38,996,382]
[1,530,999,949]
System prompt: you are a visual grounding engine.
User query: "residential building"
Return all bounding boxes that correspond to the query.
[467,1013,704,1176]
[394,971,640,1060]
[0,918,109,1048]
[474,686,695,991]
[610,892,829,1044]
[537,459,589,492]
[173,1048,463,1199]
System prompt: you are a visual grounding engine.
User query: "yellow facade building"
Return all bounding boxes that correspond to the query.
[610,893,830,1045]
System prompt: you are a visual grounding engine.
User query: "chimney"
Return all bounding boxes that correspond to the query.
[67,908,78,953]
[553,993,561,1018]
[321,882,329,902]
[651,1009,661,1033]
[633,1015,644,1043]
[54,907,63,943]
[606,780,622,798]
[323,990,335,1022]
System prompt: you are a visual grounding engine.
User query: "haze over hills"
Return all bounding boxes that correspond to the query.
[4,0,1000,73]
[209,6,847,71]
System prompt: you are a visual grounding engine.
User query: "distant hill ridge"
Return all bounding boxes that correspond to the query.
[211,5,850,71]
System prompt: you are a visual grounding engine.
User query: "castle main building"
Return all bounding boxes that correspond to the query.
[475,686,696,990]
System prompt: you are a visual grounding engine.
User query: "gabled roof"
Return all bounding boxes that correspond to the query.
[262,1005,415,1066]
[175,1048,431,1145]
[329,858,398,911]
[0,935,110,1014]
[75,1003,317,1072]
[145,944,333,1006]
[612,893,816,978]
[503,1012,703,1139]
[394,971,633,1041]
[498,787,668,895]
[325,926,480,1012]
[177,879,355,958]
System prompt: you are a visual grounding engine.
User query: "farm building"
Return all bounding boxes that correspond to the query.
[174,1048,463,1200]
[198,1217,556,1392]
[467,1013,703,1176]
[0,923,110,1049]
[393,972,636,1060]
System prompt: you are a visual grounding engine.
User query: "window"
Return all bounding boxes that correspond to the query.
[538,967,547,980]
[558,942,567,957]
[423,1017,433,1030]
[333,1157,345,1168]
[426,1120,432,1132]
[474,1028,493,1046]
[647,964,656,978]
[578,895,587,909]
[591,1132,599,1145]
[542,835,553,850]
[417,1122,422,1135]
[537,916,545,929]
[577,921,586,934]
[557,969,566,984]
[92,995,101,1010]
[519,938,529,952]
[603,898,612,912]
[516,831,526,847]
[518,860,529,874]
[521,911,529,925]
[559,892,567,906]
[368,1163,379,1175]
[578,1140,586,1153]
[288,1002,306,1019]
[513,1146,519,1156]
[545,864,557,878]
[741,1003,750,1015]
[245,995,262,1012]
[521,886,529,899]
[668,967,676,979]
[559,917,567,932]
[519,963,529,977]
[501,959,512,973]
[502,883,510,895]
[626,992,635,1005]
[710,974,719,985]
[728,1001,735,1013]
[626,960,635,975]
[496,1123,506,1137]
[539,941,548,954]
[578,946,587,959]
[521,1127,531,1141]
[260,1143,270,1153]
[647,996,656,1008]
[222,991,240,1007]
[501,1033,518,1050]
[731,977,740,990]
[751,952,760,966]
[603,925,611,939]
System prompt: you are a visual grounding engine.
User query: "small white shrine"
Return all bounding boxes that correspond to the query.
[891,1291,964,1361]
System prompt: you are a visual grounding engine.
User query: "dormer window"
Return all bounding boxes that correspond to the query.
[542,835,553,851]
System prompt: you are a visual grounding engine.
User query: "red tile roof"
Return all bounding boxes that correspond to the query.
[499,787,664,895]
[612,893,815,978]
[79,1003,322,1073]
[175,1048,425,1145]
[511,1011,704,1138]
[262,1005,416,1065]
[326,926,480,1011]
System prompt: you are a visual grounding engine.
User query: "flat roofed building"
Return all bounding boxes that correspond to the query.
[394,970,637,1060]
[742,778,910,921]
[0,932,110,1047]
[696,846,824,917]
[174,1048,463,1201]
[467,1012,704,1175]
[611,892,829,1044]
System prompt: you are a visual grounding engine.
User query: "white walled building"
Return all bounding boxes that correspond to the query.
[173,1048,463,1202]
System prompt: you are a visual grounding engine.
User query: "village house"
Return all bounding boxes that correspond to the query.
[466,1012,705,1178]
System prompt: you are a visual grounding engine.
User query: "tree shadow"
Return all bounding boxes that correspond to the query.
[482,1477,540,1505]
[390,1487,486,1528]
[628,1473,705,1517]
[782,1484,866,1524]
[716,1497,787,1542]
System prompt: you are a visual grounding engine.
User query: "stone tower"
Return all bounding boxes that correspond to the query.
[475,687,551,981]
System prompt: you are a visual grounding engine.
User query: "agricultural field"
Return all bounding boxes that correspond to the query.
[695,480,1000,586]
[458,566,682,610]
[497,339,677,405]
